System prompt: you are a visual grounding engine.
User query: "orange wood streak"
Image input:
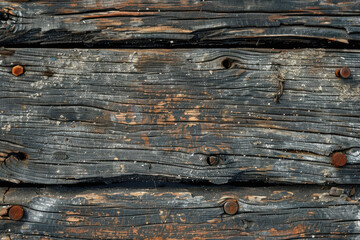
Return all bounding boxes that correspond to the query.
[83,11,157,19]
[269,224,306,237]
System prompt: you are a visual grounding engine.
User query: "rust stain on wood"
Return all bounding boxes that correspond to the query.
[82,11,157,19]
[74,193,106,204]
[141,133,150,147]
[184,107,201,122]
[137,26,192,33]
[268,14,290,22]
[269,224,306,237]
[66,216,82,222]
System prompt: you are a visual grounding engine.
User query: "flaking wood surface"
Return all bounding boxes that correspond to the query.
[1,185,359,239]
[0,48,359,184]
[1,0,360,46]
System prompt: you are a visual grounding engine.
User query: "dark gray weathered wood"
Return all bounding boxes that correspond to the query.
[1,0,360,46]
[0,48,359,184]
[1,185,359,239]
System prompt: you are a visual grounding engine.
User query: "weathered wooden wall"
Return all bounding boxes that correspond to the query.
[1,0,360,239]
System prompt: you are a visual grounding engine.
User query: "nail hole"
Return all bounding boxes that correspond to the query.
[207,155,221,166]
[221,58,235,69]
[6,151,29,161]
[12,151,29,160]
[0,11,9,21]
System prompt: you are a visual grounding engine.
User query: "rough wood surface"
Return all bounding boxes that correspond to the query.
[1,0,360,47]
[2,1,360,239]
[0,185,359,239]
[0,48,359,185]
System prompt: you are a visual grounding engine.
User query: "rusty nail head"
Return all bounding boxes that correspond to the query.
[331,152,347,167]
[12,65,24,76]
[336,67,351,79]
[223,199,239,215]
[207,155,221,166]
[8,205,24,221]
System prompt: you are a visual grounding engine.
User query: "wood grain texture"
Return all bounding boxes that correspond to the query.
[1,0,360,46]
[1,185,359,239]
[0,48,359,184]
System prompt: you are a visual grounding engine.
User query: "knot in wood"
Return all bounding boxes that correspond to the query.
[207,155,221,166]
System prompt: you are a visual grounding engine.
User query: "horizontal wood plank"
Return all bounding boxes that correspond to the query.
[0,48,359,184]
[1,0,360,46]
[1,185,359,239]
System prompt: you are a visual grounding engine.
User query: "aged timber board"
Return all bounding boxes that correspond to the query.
[1,0,360,47]
[0,48,359,184]
[1,185,359,239]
